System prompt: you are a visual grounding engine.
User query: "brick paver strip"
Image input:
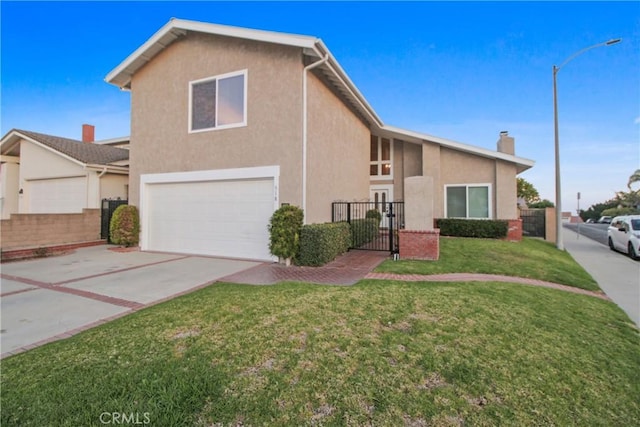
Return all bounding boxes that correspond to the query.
[220,251,389,286]
[365,272,609,300]
[0,287,39,298]
[1,273,145,308]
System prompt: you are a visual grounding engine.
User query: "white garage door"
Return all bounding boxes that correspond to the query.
[28,177,86,213]
[143,171,277,261]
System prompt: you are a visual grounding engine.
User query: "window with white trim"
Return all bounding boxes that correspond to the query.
[189,70,247,132]
[445,184,491,218]
[370,135,392,178]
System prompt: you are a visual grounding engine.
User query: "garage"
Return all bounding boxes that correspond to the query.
[28,177,87,213]
[140,167,279,261]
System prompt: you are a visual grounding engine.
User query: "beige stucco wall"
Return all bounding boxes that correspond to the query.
[421,142,443,218]
[129,33,305,209]
[495,160,518,219]
[1,160,20,219]
[100,174,129,201]
[397,141,422,201]
[306,73,370,223]
[440,148,496,219]
[417,144,519,220]
[440,148,495,184]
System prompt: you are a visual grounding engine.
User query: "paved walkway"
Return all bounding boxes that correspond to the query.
[221,251,389,285]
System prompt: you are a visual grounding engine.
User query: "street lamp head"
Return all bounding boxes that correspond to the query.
[606,38,622,46]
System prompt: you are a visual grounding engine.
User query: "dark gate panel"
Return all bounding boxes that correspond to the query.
[520,209,546,238]
[332,201,405,254]
[101,199,128,242]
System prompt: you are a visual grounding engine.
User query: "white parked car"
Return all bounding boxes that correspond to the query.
[607,215,640,260]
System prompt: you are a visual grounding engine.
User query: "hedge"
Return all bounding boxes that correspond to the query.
[350,218,379,248]
[436,218,508,239]
[296,222,351,266]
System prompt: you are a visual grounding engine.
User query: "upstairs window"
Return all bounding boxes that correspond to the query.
[445,184,491,219]
[370,135,392,178]
[189,70,247,132]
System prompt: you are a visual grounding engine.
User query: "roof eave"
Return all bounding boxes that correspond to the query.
[382,124,535,173]
[86,164,129,174]
[311,41,384,128]
[105,18,318,89]
[7,130,87,167]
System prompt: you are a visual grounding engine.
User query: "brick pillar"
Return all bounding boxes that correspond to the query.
[399,229,440,260]
[506,219,523,241]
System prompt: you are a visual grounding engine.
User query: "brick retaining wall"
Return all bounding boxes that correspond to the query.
[399,229,440,260]
[1,209,102,252]
[506,219,523,241]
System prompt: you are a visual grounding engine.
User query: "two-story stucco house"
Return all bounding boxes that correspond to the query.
[106,19,534,261]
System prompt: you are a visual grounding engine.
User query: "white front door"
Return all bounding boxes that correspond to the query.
[370,185,393,228]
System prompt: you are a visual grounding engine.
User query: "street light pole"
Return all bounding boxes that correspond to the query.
[552,38,621,251]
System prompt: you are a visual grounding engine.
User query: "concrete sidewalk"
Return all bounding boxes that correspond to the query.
[562,227,640,327]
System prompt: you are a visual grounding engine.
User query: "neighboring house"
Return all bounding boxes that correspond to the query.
[0,125,129,219]
[106,18,534,261]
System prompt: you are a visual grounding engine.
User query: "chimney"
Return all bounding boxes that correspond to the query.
[497,131,514,155]
[82,124,95,143]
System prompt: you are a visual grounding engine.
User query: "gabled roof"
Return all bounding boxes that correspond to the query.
[105,18,534,173]
[0,129,129,166]
[106,18,318,89]
[380,125,535,173]
[106,18,383,128]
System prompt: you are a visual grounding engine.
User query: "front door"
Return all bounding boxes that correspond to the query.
[370,185,393,228]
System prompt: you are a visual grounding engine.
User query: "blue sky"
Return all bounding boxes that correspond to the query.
[2,1,638,211]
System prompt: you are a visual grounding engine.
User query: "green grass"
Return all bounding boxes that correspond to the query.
[2,281,638,426]
[377,237,599,291]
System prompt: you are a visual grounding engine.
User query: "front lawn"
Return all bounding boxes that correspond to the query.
[377,237,599,291]
[2,280,638,426]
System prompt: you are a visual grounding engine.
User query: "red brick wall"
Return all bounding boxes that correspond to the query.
[399,229,440,260]
[1,209,102,251]
[506,219,523,242]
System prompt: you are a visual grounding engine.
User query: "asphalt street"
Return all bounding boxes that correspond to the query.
[564,223,608,245]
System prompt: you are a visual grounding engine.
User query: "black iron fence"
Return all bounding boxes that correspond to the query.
[101,199,128,242]
[331,201,405,254]
[520,208,546,238]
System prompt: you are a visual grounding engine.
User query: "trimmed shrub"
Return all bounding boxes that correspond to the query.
[350,218,379,248]
[296,222,351,266]
[436,218,508,239]
[365,209,382,223]
[268,205,304,265]
[110,205,140,247]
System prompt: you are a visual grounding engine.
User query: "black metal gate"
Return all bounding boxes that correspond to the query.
[520,209,546,238]
[332,201,405,254]
[101,199,128,242]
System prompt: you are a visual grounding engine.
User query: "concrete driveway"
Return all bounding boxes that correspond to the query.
[0,246,260,358]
